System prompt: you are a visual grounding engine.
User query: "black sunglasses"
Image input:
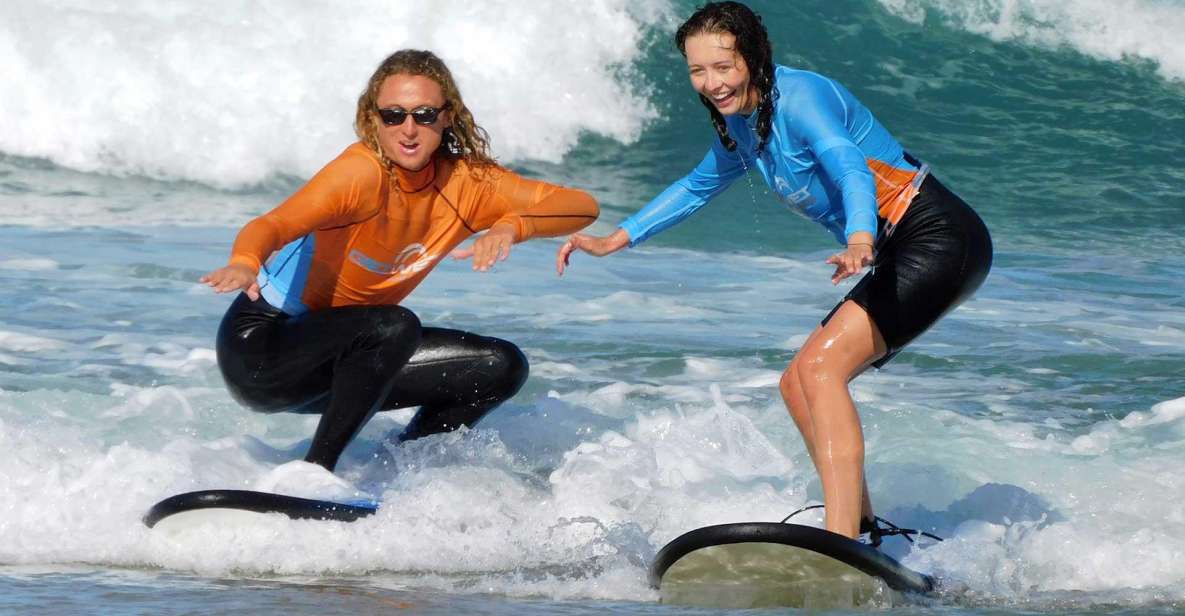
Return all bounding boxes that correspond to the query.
[376,105,448,126]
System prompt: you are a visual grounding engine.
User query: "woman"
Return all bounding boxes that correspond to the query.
[558,2,991,544]
[202,49,599,472]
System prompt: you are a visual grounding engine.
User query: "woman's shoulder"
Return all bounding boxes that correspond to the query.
[774,65,836,97]
[772,67,852,124]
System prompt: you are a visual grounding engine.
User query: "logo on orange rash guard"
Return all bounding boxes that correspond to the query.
[349,244,438,278]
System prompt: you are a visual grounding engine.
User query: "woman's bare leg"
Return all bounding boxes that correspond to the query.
[782,339,877,526]
[788,301,886,538]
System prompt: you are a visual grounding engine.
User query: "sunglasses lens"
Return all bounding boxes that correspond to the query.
[377,108,408,126]
[411,108,439,125]
[377,106,445,126]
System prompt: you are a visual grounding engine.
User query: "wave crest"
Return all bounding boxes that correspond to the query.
[877,0,1185,82]
[0,0,670,187]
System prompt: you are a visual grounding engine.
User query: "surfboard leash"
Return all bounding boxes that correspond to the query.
[779,504,944,545]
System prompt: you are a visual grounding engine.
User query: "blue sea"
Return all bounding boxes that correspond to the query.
[2,0,1184,613]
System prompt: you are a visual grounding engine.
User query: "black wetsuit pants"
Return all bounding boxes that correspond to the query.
[824,173,993,367]
[215,294,528,471]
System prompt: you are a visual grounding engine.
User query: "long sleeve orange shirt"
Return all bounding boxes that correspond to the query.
[228,143,598,314]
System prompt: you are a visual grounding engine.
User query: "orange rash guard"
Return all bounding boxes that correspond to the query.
[227,142,599,315]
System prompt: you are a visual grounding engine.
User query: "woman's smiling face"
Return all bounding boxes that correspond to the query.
[683,31,758,116]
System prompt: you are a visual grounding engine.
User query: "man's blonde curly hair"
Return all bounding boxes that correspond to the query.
[354,49,497,171]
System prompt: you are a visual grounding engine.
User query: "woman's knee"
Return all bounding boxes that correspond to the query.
[794,344,837,389]
[794,346,862,409]
[779,360,803,404]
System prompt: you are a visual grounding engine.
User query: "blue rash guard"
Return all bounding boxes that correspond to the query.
[620,66,929,246]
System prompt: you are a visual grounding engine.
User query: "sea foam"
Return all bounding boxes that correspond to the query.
[877,0,1185,82]
[0,0,670,188]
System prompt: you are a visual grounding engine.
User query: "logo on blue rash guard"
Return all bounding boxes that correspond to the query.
[775,175,816,217]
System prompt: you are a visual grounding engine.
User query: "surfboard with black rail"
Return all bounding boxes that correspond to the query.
[649,521,938,609]
[143,489,379,531]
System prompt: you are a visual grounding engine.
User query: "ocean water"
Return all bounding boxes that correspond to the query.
[2,0,1184,613]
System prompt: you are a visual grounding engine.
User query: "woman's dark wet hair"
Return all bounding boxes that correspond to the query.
[675,1,776,152]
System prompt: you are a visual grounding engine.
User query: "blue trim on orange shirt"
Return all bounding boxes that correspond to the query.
[258,235,314,315]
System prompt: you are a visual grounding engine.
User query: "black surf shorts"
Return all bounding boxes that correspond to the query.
[823,173,993,367]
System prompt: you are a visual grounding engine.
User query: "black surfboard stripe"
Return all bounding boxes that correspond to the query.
[143,489,378,528]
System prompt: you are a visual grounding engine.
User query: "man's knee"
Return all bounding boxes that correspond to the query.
[356,306,421,369]
[487,338,528,401]
[372,305,422,345]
